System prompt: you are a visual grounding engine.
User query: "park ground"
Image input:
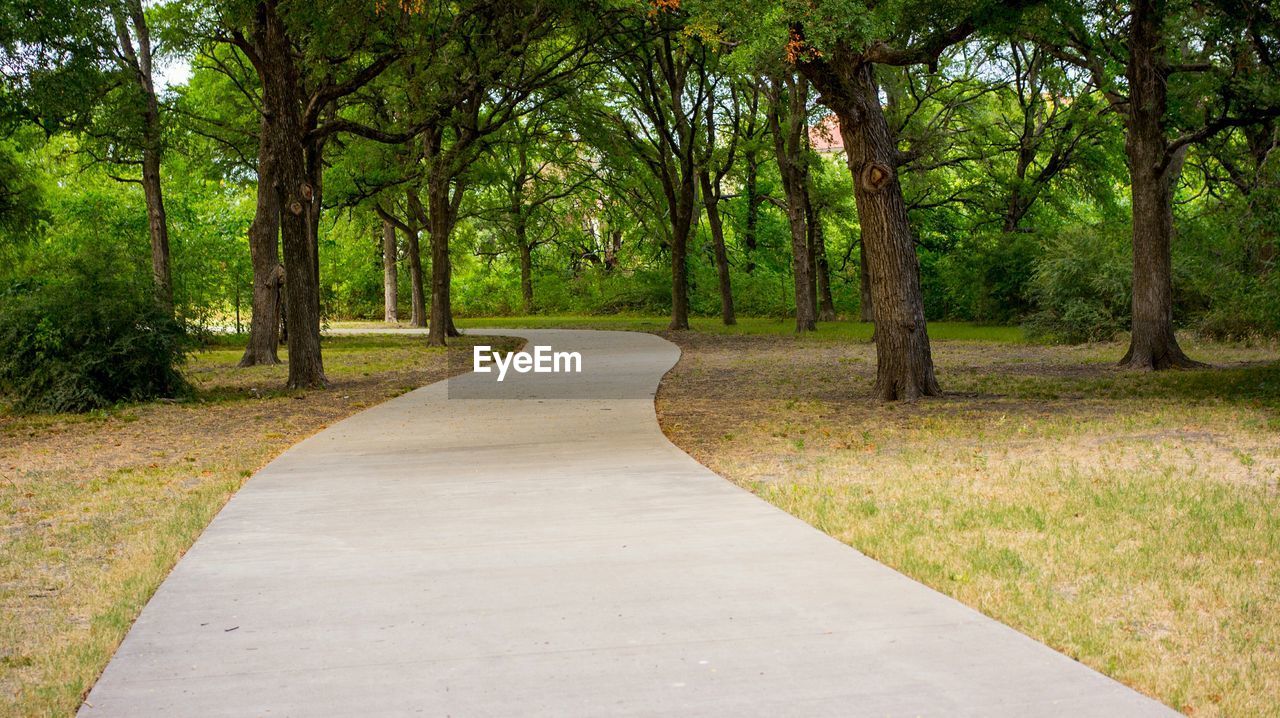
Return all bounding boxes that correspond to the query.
[2,318,1278,717]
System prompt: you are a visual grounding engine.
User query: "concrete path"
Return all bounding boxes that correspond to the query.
[80,329,1175,716]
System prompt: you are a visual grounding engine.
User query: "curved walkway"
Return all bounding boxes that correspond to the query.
[80,329,1174,716]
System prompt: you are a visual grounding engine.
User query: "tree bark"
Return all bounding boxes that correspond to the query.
[424,167,462,345]
[239,114,283,366]
[803,60,940,400]
[382,219,398,322]
[811,204,836,321]
[858,238,873,322]
[744,154,760,273]
[255,0,325,388]
[669,182,694,330]
[1119,0,1201,369]
[517,219,534,314]
[404,190,428,327]
[112,0,172,313]
[768,74,816,332]
[699,168,736,325]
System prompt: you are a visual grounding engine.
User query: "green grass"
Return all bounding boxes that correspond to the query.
[340,314,1029,343]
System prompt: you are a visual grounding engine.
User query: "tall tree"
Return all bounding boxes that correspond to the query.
[221,0,403,385]
[381,219,398,322]
[775,1,1035,399]
[110,0,173,311]
[599,5,709,330]
[697,65,740,326]
[2,0,182,309]
[765,71,817,332]
[1043,0,1280,369]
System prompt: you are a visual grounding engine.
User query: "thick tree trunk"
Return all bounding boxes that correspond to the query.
[664,162,696,331]
[699,169,736,325]
[404,192,428,327]
[382,219,398,322]
[257,0,324,388]
[1119,0,1201,369]
[858,238,873,322]
[603,228,622,271]
[784,195,815,331]
[141,144,172,312]
[239,118,282,366]
[425,172,459,346]
[806,61,939,400]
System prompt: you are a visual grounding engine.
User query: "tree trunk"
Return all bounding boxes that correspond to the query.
[517,220,534,314]
[768,74,816,332]
[113,0,172,313]
[743,151,759,273]
[669,197,693,331]
[699,169,736,325]
[257,0,324,388]
[858,238,873,322]
[239,116,282,367]
[811,205,836,321]
[806,60,939,400]
[382,219,398,322]
[1119,0,1201,370]
[141,144,172,312]
[425,171,457,346]
[665,161,696,331]
[403,192,428,327]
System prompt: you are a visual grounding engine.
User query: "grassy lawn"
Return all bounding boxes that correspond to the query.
[654,329,1280,717]
[0,334,518,718]
[341,314,1028,342]
[7,315,1277,716]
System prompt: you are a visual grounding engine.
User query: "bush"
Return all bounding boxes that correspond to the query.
[1024,222,1132,344]
[0,245,193,413]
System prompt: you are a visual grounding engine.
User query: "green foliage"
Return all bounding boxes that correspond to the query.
[926,231,1038,323]
[0,242,193,413]
[1024,222,1131,344]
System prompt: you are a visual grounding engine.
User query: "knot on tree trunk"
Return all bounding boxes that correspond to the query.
[859,161,894,192]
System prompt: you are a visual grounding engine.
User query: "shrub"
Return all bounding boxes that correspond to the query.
[1024,222,1132,344]
[0,245,193,413]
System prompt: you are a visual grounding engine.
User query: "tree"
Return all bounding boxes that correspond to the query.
[110,0,173,311]
[1043,0,1280,369]
[598,5,709,330]
[220,0,403,385]
[476,113,598,314]
[696,59,741,325]
[1,0,181,310]
[380,219,398,322]
[764,71,818,331]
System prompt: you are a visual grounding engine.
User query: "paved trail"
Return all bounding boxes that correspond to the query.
[80,329,1175,717]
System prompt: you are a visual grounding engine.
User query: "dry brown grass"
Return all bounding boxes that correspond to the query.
[0,333,518,718]
[656,331,1280,717]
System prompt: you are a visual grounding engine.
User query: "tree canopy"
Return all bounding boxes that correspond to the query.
[2,0,1278,404]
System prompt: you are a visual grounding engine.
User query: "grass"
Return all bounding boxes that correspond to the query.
[0,333,518,718]
[654,329,1280,717]
[7,315,1277,716]
[338,314,1029,343]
